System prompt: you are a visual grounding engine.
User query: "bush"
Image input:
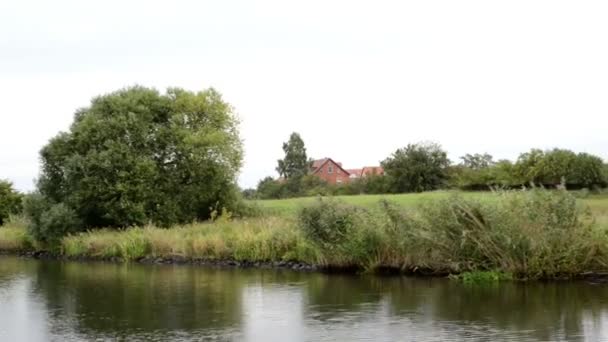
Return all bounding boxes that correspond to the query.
[0,180,22,226]
[24,193,82,246]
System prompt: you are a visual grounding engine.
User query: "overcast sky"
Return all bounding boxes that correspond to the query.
[1,0,607,192]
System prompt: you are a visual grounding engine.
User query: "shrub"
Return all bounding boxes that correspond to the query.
[0,180,22,226]
[24,194,82,246]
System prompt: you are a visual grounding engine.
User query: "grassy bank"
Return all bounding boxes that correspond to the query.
[2,190,608,280]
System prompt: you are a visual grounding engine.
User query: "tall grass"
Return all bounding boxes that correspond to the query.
[61,216,320,263]
[298,189,608,278]
[0,216,34,252]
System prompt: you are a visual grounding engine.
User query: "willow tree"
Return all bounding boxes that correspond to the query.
[27,86,242,243]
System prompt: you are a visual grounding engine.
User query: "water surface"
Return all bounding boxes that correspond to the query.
[1,256,607,341]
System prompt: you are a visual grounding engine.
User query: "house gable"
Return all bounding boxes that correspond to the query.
[310,158,351,184]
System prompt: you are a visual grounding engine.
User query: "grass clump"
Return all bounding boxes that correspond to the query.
[298,199,384,268]
[60,217,317,263]
[0,224,34,252]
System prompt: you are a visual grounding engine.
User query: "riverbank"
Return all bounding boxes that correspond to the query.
[2,190,608,280]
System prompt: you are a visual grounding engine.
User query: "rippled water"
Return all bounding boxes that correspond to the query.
[1,256,608,341]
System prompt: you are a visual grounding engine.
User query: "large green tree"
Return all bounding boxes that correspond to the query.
[28,86,242,242]
[276,132,310,179]
[382,142,450,193]
[0,180,22,226]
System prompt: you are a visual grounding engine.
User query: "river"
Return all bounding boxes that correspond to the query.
[1,256,607,341]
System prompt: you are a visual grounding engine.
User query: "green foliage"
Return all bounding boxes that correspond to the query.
[256,174,332,199]
[30,86,242,241]
[24,193,82,246]
[256,177,285,199]
[292,189,608,278]
[0,180,22,226]
[4,188,608,279]
[410,189,606,277]
[460,153,495,170]
[0,225,34,252]
[276,132,310,179]
[298,198,384,267]
[453,149,606,190]
[299,199,361,248]
[59,217,316,263]
[340,174,392,195]
[382,142,451,193]
[513,148,606,188]
[241,188,257,200]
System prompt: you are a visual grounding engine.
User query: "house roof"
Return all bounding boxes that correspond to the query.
[310,158,350,175]
[311,158,329,169]
[346,169,362,177]
[361,166,384,176]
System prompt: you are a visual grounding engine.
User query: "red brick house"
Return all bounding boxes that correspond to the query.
[310,158,351,185]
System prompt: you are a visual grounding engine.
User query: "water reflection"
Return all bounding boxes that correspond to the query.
[1,256,608,341]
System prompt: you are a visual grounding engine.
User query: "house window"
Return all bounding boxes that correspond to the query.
[337,179,342,184]
[328,165,333,174]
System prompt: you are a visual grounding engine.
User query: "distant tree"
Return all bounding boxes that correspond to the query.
[535,149,578,185]
[382,142,450,193]
[276,133,310,179]
[27,86,242,243]
[514,148,606,188]
[241,188,257,200]
[571,153,607,188]
[460,153,495,170]
[489,159,517,187]
[514,149,546,184]
[0,180,22,226]
[256,177,284,199]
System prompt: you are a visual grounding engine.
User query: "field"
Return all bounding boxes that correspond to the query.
[254,190,608,220]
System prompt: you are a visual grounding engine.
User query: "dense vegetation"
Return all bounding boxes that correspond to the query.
[251,134,607,199]
[24,86,243,244]
[0,180,22,226]
[2,189,608,280]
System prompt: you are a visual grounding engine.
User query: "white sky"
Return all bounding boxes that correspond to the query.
[1,0,607,192]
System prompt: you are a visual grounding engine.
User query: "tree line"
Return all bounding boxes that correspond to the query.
[249,133,608,199]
